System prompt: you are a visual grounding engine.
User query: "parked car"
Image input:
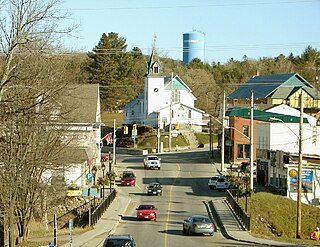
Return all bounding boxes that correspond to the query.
[147,182,162,196]
[208,175,224,190]
[215,177,231,191]
[183,215,214,236]
[102,234,136,247]
[120,171,136,186]
[144,155,161,170]
[101,154,110,162]
[136,204,157,221]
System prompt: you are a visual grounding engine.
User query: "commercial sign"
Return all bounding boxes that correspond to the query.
[289,169,313,193]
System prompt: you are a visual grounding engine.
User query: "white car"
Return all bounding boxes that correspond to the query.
[208,175,224,190]
[215,177,231,191]
[144,155,161,170]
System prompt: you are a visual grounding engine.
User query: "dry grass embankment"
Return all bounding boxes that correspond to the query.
[238,190,320,246]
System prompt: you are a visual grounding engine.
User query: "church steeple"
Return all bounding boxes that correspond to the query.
[146,34,161,76]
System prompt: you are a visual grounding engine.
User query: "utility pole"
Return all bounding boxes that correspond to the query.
[296,91,304,238]
[113,119,116,165]
[221,91,225,171]
[250,91,254,190]
[157,112,161,153]
[169,72,173,152]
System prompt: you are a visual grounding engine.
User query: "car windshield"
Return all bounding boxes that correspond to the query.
[210,177,219,180]
[148,156,158,161]
[104,239,133,247]
[138,205,154,210]
[149,183,160,188]
[123,173,135,178]
[217,178,226,182]
[193,217,211,223]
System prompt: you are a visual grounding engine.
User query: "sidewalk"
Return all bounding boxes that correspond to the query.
[211,160,307,247]
[60,190,130,247]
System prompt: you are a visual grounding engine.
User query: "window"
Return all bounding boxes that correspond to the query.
[237,144,250,158]
[131,110,134,116]
[188,110,192,118]
[172,90,180,103]
[153,65,159,74]
[242,125,249,137]
[171,110,174,118]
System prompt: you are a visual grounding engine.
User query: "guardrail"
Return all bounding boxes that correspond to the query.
[91,188,116,225]
[226,189,250,231]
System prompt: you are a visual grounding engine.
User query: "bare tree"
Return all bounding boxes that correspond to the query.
[0,0,75,245]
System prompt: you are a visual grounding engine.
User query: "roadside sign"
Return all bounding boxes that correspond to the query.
[132,129,138,138]
[86,173,93,181]
[82,187,98,197]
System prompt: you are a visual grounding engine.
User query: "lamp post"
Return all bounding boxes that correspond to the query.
[269,94,303,239]
[109,151,112,191]
[101,161,106,200]
[91,165,97,186]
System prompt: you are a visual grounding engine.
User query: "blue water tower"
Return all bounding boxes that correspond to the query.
[183,31,205,65]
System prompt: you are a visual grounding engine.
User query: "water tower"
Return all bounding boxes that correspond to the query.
[183,30,205,65]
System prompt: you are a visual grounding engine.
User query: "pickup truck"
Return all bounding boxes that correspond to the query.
[144,155,161,170]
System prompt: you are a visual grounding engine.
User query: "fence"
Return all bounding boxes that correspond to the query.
[92,188,116,226]
[226,189,251,231]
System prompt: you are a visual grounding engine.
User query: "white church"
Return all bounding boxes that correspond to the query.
[123,49,204,132]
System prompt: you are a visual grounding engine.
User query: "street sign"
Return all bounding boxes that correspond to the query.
[86,173,93,181]
[82,187,98,197]
[132,129,138,138]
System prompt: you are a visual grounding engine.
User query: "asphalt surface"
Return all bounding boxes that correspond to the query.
[58,152,308,247]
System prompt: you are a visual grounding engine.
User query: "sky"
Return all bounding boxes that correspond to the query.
[60,0,320,64]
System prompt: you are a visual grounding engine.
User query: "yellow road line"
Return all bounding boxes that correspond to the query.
[164,164,181,247]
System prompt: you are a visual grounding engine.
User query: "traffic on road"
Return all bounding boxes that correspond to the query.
[99,151,264,247]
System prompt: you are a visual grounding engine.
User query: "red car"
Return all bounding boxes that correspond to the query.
[101,154,110,162]
[120,171,136,186]
[136,204,157,221]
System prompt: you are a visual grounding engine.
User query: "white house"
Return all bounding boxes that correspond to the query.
[124,50,204,132]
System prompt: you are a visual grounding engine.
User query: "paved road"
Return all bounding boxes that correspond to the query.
[109,151,264,247]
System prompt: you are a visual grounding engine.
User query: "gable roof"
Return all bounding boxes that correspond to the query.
[156,102,204,114]
[60,84,100,123]
[164,75,193,92]
[123,93,144,110]
[226,107,309,123]
[228,73,313,100]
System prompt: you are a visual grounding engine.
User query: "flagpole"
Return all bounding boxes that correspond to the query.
[113,119,116,165]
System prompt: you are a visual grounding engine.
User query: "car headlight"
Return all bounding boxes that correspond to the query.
[148,190,152,192]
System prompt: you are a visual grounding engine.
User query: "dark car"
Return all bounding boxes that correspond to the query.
[183,215,214,236]
[120,171,136,186]
[147,182,162,196]
[102,234,136,247]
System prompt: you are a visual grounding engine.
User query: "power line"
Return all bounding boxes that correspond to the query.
[64,0,318,11]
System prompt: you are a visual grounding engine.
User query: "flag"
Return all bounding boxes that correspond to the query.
[102,132,113,145]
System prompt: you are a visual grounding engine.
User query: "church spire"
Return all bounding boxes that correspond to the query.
[146,34,161,76]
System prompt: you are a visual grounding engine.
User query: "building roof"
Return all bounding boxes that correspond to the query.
[226,107,309,123]
[156,102,204,114]
[60,84,100,123]
[228,73,313,100]
[123,93,144,110]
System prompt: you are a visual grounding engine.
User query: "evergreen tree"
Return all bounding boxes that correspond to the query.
[86,32,133,111]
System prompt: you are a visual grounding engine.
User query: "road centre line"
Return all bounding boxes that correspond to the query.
[164,164,181,247]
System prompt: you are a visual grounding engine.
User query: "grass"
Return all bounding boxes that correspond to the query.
[137,132,189,150]
[237,190,320,246]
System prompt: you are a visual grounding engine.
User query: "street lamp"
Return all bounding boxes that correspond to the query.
[269,114,303,239]
[109,151,112,191]
[101,161,106,200]
[91,165,97,186]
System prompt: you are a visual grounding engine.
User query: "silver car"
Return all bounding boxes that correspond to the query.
[183,215,214,236]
